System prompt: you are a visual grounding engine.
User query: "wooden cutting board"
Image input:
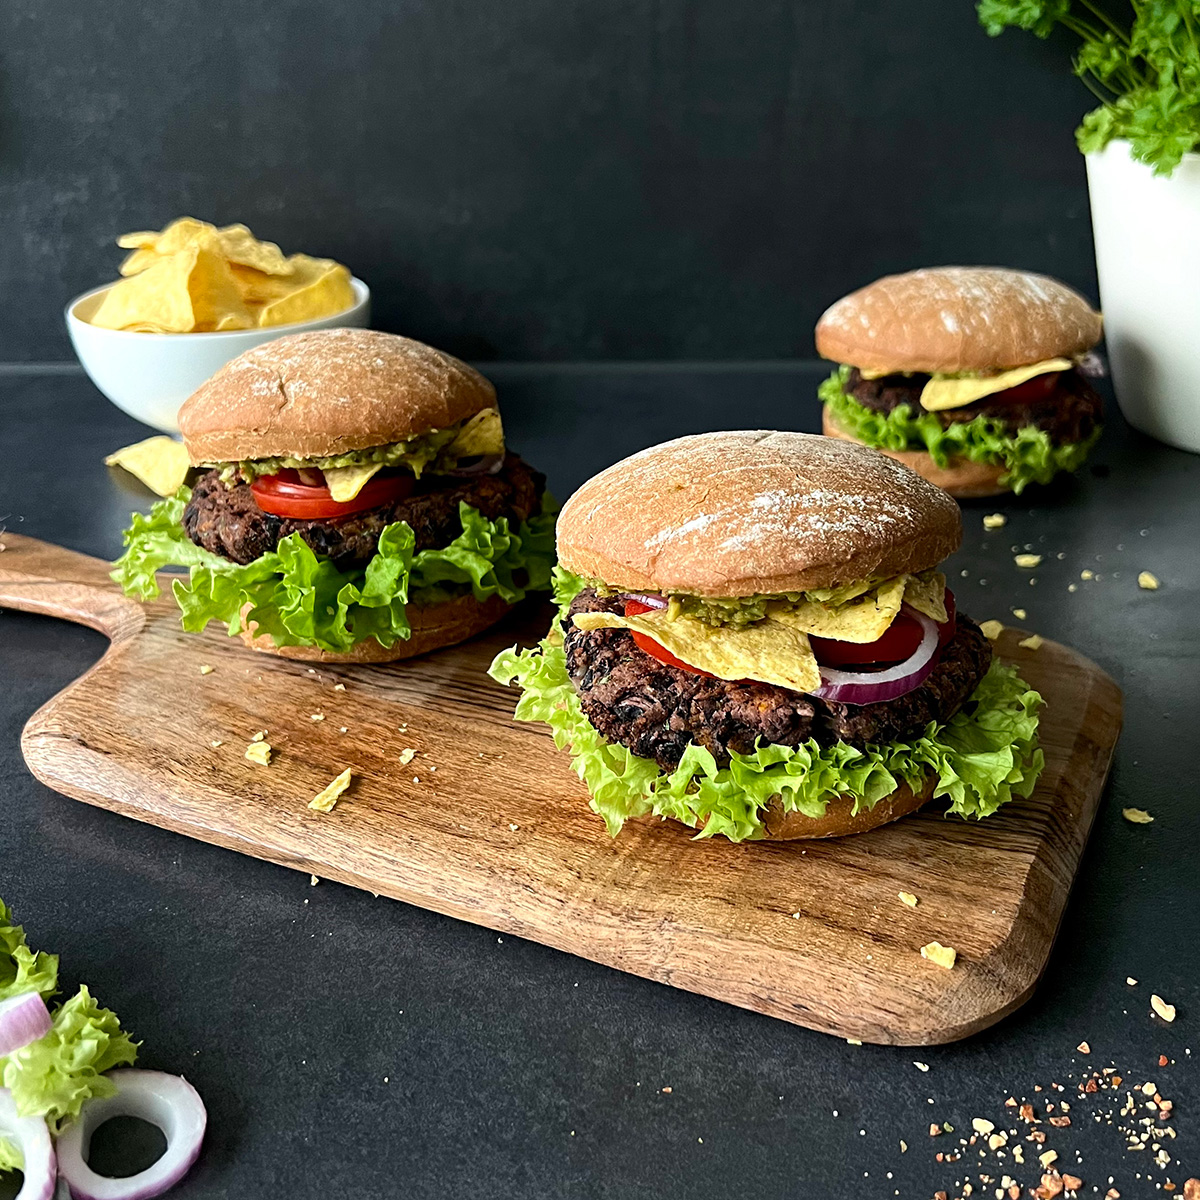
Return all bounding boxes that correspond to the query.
[0,533,1122,1045]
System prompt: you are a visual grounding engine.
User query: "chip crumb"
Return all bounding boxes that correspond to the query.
[1122,807,1154,824]
[988,1131,1007,1150]
[210,740,223,748]
[309,767,353,813]
[921,941,957,969]
[914,1061,929,1072]
[309,875,319,885]
[1150,994,1177,1023]
[979,619,1004,640]
[661,1086,672,1094]
[1182,1180,1200,1200]
[1019,633,1044,650]
[898,890,918,908]
[1068,583,1078,592]
[846,1037,863,1045]
[398,748,417,765]
[972,1117,995,1135]
[199,664,214,675]
[1127,977,1138,985]
[334,682,346,691]
[983,513,1007,530]
[1138,571,1160,590]
[1077,1041,1091,1054]
[1015,554,1042,569]
[1081,569,1094,580]
[930,1123,942,1136]
[310,713,325,722]
[245,741,272,766]
[509,823,520,832]
[1040,1149,1058,1168]
[1011,607,1027,620]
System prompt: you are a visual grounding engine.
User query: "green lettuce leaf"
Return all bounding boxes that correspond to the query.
[819,366,1101,495]
[489,627,1044,843]
[112,489,557,653]
[0,985,138,1134]
[0,899,58,1004]
[0,1136,19,1175]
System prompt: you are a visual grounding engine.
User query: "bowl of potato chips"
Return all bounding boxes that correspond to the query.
[67,218,370,433]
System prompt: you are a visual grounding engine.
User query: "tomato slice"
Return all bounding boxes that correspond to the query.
[249,469,414,519]
[624,599,715,677]
[986,371,1062,407]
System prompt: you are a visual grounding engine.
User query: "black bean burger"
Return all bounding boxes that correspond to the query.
[491,432,1044,842]
[816,267,1105,497]
[114,328,555,662]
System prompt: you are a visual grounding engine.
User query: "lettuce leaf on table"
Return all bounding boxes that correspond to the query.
[489,605,1045,843]
[112,489,557,653]
[819,366,1101,495]
[0,901,138,1170]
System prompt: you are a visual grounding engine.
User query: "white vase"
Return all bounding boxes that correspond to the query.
[1086,139,1200,453]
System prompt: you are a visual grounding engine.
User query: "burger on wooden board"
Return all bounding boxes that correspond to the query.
[113,328,556,662]
[816,267,1105,498]
[490,432,1044,842]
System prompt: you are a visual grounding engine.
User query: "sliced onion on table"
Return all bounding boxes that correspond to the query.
[811,611,940,706]
[0,992,52,1057]
[56,1072,206,1200]
[0,1087,56,1200]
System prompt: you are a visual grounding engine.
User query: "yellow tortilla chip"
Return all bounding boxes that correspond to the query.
[309,768,353,813]
[104,436,192,497]
[322,463,384,503]
[446,408,505,458]
[774,575,908,644]
[572,609,820,694]
[254,256,354,327]
[216,223,293,275]
[92,234,254,333]
[901,572,948,623]
[919,359,1073,412]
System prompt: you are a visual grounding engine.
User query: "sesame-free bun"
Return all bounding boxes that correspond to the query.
[822,407,1010,499]
[556,431,962,597]
[238,592,512,662]
[815,266,1102,375]
[179,328,497,465]
[759,775,934,840]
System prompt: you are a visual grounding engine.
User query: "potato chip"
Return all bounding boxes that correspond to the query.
[104,436,192,496]
[572,609,821,693]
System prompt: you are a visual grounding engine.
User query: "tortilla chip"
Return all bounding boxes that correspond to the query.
[104,436,192,496]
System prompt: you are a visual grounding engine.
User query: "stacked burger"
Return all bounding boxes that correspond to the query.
[817,266,1105,497]
[492,432,1043,842]
[115,328,555,661]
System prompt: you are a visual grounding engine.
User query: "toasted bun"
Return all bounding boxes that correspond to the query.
[822,408,1010,499]
[557,431,961,597]
[238,592,512,662]
[179,328,497,464]
[815,266,1102,375]
[757,776,934,839]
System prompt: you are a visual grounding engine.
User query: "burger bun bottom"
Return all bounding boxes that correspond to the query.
[238,592,512,663]
[822,408,1010,499]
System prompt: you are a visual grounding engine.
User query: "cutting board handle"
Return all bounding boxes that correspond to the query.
[0,533,145,643]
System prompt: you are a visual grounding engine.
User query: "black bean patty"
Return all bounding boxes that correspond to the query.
[563,589,992,771]
[183,453,544,568]
[845,366,1103,446]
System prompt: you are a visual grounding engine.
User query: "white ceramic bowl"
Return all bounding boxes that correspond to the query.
[65,277,371,433]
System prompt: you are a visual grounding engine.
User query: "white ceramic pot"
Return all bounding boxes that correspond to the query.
[65,277,371,434]
[1086,140,1200,453]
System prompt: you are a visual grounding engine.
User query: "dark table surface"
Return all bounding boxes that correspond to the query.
[1,363,1197,1200]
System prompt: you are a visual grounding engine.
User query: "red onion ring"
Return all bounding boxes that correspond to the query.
[0,993,52,1058]
[618,593,668,610]
[811,611,940,705]
[56,1071,206,1200]
[0,1087,56,1200]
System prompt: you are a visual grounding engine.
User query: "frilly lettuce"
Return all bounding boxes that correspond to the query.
[0,901,138,1165]
[819,366,1101,495]
[112,489,557,653]
[489,622,1044,843]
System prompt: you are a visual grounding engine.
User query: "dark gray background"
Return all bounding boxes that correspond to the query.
[0,0,1094,362]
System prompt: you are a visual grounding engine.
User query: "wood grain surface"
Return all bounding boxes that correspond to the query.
[0,533,1122,1045]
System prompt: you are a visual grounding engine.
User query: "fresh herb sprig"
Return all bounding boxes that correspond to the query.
[977,0,1200,175]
